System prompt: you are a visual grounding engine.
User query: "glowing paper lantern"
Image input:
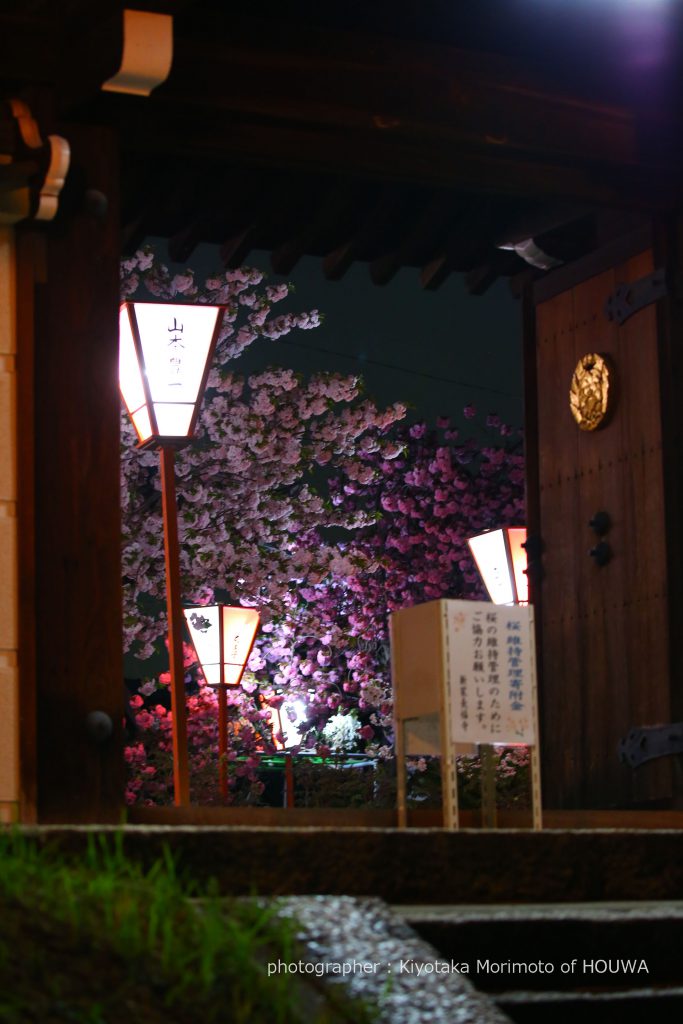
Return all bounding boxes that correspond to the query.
[119,301,224,446]
[118,300,225,806]
[184,605,261,688]
[467,527,528,605]
[184,604,260,799]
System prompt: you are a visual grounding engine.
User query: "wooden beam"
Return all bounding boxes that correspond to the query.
[495,202,595,249]
[119,108,679,210]
[165,23,647,166]
[322,240,357,282]
[165,164,263,263]
[420,253,455,291]
[465,263,501,296]
[509,266,541,300]
[323,186,403,281]
[420,204,489,290]
[370,191,455,284]
[221,225,256,269]
[0,2,124,104]
[121,215,147,257]
[120,20,682,205]
[167,220,204,263]
[464,251,525,294]
[270,180,359,275]
[5,11,683,208]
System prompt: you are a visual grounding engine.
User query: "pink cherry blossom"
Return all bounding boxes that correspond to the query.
[121,249,525,804]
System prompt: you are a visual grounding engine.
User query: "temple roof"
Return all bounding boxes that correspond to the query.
[2,1,681,290]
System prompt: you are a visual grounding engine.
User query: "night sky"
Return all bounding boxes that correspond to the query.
[149,239,524,434]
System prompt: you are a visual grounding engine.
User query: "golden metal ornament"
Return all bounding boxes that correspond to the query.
[569,353,611,431]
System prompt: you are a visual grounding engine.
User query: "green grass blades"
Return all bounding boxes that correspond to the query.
[0,829,377,1024]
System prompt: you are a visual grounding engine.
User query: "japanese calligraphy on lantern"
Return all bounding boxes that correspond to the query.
[446,600,537,744]
[167,315,185,386]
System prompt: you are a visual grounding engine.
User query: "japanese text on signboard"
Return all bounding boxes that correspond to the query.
[447,601,536,744]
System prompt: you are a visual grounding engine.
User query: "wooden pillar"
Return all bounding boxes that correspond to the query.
[16,122,124,822]
[0,227,19,824]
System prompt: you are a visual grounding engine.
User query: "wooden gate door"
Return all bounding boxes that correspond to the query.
[527,235,674,809]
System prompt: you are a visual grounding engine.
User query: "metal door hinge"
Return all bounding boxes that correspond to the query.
[605,268,667,326]
[619,723,683,768]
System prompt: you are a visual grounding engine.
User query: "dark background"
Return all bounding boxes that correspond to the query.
[147,238,524,431]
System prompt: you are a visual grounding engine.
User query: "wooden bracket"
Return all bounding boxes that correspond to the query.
[0,100,70,224]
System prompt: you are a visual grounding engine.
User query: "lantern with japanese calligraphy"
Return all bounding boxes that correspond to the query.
[119,300,225,806]
[119,301,224,446]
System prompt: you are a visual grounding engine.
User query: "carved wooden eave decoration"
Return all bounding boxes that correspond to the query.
[0,100,69,224]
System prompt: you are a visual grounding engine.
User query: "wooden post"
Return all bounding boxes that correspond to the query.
[480,744,498,829]
[395,720,408,828]
[284,752,295,808]
[159,445,190,806]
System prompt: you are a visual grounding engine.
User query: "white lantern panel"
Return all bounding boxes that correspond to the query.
[133,302,220,414]
[153,403,195,438]
[221,606,260,686]
[131,407,153,444]
[119,306,147,425]
[184,605,260,687]
[184,606,222,687]
[468,529,515,605]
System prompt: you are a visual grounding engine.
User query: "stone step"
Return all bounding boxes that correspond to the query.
[25,826,683,904]
[273,895,515,1023]
[397,901,683,990]
[497,986,683,1024]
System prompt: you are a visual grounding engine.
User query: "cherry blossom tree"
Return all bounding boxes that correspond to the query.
[251,412,525,760]
[121,249,524,805]
[121,249,405,802]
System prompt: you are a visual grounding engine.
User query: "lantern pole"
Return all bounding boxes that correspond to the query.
[217,611,228,799]
[217,685,228,799]
[159,444,190,806]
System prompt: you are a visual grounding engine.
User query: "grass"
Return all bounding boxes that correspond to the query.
[0,830,377,1024]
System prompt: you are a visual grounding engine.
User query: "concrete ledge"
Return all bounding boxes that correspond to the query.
[12,825,683,904]
[127,805,683,829]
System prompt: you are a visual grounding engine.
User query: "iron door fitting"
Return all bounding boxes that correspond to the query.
[605,269,666,326]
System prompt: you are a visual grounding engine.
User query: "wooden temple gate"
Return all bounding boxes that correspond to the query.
[1,3,683,822]
[526,227,683,808]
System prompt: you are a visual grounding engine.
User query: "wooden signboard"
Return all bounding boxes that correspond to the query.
[390,599,542,830]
